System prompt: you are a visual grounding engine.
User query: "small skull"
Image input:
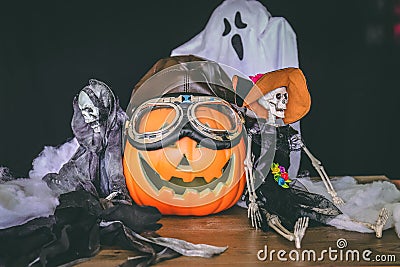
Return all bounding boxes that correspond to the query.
[78,91,101,133]
[258,86,288,120]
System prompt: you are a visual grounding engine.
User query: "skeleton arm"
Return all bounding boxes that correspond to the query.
[244,133,262,229]
[290,134,344,206]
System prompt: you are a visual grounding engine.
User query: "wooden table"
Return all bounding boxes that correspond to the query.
[78,176,400,266]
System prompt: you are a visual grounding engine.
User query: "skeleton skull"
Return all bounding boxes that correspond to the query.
[258,86,288,124]
[78,91,101,133]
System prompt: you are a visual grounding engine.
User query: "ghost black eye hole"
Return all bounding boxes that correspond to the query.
[235,11,247,29]
[222,18,231,36]
[276,93,282,100]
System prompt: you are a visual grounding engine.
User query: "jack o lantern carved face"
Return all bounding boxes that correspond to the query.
[123,94,247,216]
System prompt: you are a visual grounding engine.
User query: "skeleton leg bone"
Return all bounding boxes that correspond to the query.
[266,214,294,241]
[350,208,389,238]
[291,135,345,206]
[266,213,309,249]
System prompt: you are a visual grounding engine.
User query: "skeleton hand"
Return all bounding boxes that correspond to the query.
[247,195,262,229]
[289,133,303,151]
[330,190,345,206]
[294,217,309,249]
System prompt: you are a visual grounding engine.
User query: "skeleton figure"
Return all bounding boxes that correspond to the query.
[244,131,310,249]
[257,88,306,248]
[43,79,130,200]
[235,69,339,248]
[242,71,391,247]
[243,87,314,248]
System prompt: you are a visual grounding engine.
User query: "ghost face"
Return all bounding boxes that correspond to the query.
[172,0,288,76]
[222,11,247,60]
[258,87,288,120]
[78,91,101,133]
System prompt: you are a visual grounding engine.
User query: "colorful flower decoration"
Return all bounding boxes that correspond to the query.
[271,163,292,188]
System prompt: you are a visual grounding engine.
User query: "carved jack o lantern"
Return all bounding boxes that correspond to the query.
[122,56,247,215]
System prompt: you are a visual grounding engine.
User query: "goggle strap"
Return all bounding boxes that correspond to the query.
[159,95,220,104]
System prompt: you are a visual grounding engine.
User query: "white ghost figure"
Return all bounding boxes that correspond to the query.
[171,0,301,178]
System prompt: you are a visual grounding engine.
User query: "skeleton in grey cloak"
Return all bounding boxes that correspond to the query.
[43,79,130,200]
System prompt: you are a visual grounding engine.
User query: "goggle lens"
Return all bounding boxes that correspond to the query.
[193,103,235,132]
[135,105,178,134]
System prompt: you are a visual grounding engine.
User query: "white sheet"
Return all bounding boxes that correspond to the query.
[297,176,400,237]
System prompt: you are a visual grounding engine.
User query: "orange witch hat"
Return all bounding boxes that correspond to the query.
[240,68,311,125]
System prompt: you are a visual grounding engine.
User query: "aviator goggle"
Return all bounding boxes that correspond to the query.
[125,94,244,151]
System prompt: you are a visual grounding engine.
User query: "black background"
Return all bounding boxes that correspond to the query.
[1,0,399,179]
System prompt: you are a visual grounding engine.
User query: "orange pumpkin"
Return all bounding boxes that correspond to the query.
[123,103,247,216]
[122,56,249,216]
